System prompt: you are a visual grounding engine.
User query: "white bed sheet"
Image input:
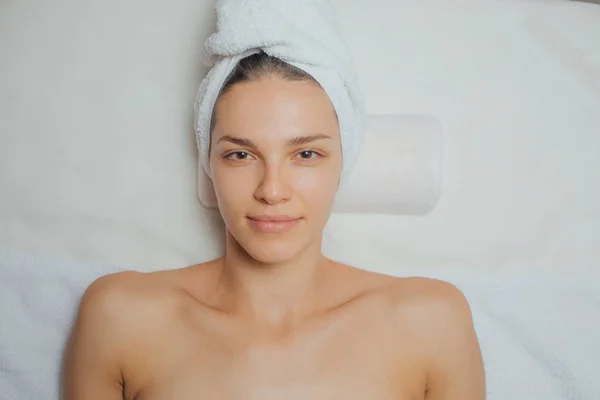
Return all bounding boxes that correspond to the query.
[1,250,599,400]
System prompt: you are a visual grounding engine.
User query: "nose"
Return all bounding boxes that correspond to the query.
[253,162,292,205]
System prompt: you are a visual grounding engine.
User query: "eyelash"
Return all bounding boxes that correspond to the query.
[223,151,253,161]
[223,150,323,161]
[294,150,322,160]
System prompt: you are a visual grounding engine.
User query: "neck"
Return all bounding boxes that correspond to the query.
[216,231,330,328]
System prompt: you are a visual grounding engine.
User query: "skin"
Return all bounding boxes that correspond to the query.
[62,75,486,400]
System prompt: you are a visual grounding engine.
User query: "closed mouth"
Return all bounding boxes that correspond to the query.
[247,215,301,222]
[246,215,302,233]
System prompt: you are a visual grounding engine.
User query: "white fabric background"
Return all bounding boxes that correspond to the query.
[1,0,599,274]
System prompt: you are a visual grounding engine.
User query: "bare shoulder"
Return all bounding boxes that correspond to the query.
[341,268,476,340]
[339,263,470,314]
[63,269,193,397]
[72,269,189,351]
[80,269,148,305]
[383,276,474,333]
[79,270,157,316]
[336,265,474,333]
[332,263,470,315]
[79,267,191,321]
[385,277,485,397]
[75,272,149,341]
[336,266,484,396]
[390,276,471,312]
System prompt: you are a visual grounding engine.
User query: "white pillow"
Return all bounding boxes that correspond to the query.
[199,114,443,215]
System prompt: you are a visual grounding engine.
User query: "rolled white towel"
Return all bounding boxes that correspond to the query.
[193,0,366,183]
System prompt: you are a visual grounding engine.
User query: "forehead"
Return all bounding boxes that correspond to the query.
[212,77,340,143]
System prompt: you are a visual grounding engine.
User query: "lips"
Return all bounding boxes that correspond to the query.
[247,215,301,233]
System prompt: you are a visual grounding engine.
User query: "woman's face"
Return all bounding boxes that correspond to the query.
[210,76,342,264]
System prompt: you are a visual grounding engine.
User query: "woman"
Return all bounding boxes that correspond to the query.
[63,53,486,399]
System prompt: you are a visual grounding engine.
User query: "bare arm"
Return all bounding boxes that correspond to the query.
[423,281,486,400]
[62,275,130,400]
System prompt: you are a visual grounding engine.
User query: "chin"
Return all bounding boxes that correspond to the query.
[241,236,308,265]
[226,222,310,264]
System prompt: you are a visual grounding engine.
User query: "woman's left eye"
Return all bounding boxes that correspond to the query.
[295,150,320,160]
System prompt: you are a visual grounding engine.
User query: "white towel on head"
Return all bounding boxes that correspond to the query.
[193,0,366,183]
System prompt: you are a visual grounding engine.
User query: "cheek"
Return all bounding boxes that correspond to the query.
[293,165,340,212]
[211,168,254,219]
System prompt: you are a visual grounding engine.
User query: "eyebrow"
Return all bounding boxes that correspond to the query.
[217,133,332,147]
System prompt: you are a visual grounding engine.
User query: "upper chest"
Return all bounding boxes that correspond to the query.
[127,294,426,400]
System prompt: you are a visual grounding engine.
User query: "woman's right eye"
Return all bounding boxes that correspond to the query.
[224,151,253,160]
